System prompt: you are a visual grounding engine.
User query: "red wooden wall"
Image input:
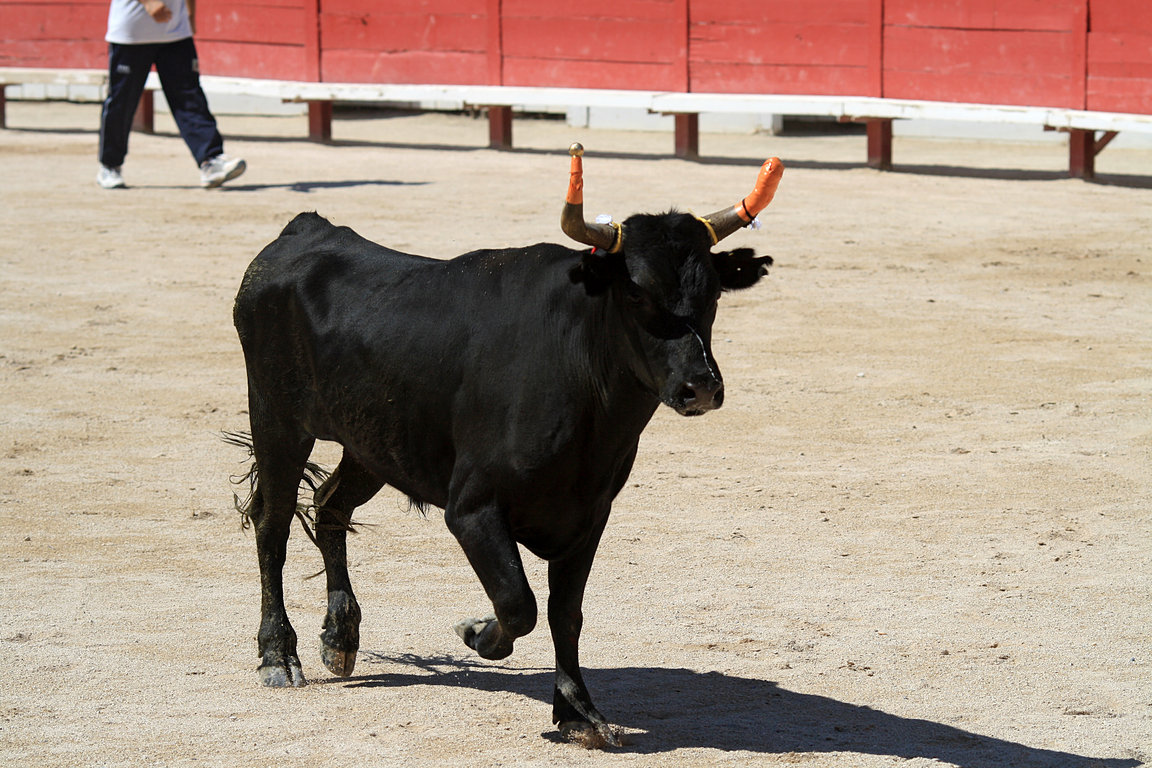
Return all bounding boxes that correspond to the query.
[881,0,1086,108]
[194,0,313,81]
[500,0,688,91]
[1088,0,1152,113]
[2,0,1149,115]
[318,0,489,85]
[0,0,107,68]
[689,1,875,96]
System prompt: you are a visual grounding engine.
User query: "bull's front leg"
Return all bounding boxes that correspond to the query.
[445,489,537,662]
[547,515,620,748]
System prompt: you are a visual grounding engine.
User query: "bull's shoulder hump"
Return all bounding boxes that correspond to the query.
[258,214,431,265]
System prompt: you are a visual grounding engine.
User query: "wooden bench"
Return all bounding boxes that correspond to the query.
[0,66,161,132]
[4,67,1151,179]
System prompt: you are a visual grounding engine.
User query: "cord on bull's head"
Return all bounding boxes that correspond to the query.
[560,144,784,251]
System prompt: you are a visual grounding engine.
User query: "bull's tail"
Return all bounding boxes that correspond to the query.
[222,430,333,548]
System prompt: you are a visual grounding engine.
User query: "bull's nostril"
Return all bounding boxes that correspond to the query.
[679,380,723,408]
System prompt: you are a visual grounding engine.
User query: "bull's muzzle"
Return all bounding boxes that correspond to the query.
[673,378,724,416]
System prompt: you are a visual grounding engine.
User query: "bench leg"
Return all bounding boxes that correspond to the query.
[488,106,513,150]
[308,101,333,141]
[132,90,154,134]
[1068,128,1119,180]
[0,87,6,129]
[867,119,892,170]
[674,114,699,159]
[1068,129,1095,179]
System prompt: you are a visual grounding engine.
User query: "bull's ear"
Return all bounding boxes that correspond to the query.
[569,248,621,295]
[713,248,773,290]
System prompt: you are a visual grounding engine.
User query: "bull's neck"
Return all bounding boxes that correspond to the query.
[580,283,661,424]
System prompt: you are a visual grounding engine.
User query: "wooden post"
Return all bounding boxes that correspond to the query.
[867,119,892,170]
[0,87,6,129]
[1068,129,1095,179]
[132,90,154,133]
[308,101,332,142]
[674,113,699,159]
[488,105,513,149]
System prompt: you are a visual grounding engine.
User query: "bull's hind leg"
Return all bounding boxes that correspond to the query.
[249,420,315,688]
[312,454,383,678]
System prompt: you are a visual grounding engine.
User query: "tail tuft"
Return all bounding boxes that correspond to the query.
[221,430,333,539]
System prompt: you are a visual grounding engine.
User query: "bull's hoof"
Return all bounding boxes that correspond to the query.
[559,721,622,749]
[453,614,496,648]
[258,659,306,688]
[320,643,357,677]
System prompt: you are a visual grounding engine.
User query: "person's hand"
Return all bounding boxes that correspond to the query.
[141,0,173,23]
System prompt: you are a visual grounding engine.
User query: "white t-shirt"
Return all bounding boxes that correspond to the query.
[105,0,193,45]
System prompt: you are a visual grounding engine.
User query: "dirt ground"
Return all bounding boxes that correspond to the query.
[1,101,1150,767]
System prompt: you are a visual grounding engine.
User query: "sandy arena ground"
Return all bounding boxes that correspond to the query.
[1,101,1150,767]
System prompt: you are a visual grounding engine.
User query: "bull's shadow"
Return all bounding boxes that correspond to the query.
[346,653,1139,767]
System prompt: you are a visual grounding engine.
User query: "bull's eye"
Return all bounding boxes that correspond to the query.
[624,282,645,305]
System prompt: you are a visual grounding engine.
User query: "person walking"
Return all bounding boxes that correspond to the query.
[97,0,245,189]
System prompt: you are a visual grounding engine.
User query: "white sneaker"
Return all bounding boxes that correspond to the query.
[200,154,246,188]
[97,165,126,189]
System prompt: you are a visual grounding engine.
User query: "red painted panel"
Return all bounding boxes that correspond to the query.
[1087,0,1152,35]
[690,61,870,95]
[0,40,105,68]
[992,0,1084,31]
[1089,33,1152,78]
[691,23,868,68]
[197,42,309,80]
[330,0,487,16]
[692,0,868,25]
[885,0,1078,31]
[502,57,681,90]
[1088,76,1152,113]
[502,17,682,62]
[196,8,308,46]
[322,12,486,52]
[321,49,489,85]
[883,25,1083,106]
[885,27,1075,71]
[884,69,1078,107]
[2,5,107,41]
[502,0,674,21]
[197,0,305,10]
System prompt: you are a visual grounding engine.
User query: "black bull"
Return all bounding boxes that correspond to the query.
[232,202,773,746]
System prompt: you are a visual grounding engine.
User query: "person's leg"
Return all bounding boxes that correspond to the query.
[154,37,223,165]
[98,43,156,170]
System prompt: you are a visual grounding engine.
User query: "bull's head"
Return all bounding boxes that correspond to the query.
[562,144,781,416]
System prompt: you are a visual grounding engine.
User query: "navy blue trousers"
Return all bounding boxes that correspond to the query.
[98,38,223,168]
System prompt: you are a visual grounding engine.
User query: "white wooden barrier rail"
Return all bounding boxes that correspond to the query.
[4,68,1151,178]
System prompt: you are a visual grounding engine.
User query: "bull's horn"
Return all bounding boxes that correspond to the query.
[701,156,785,244]
[560,143,623,253]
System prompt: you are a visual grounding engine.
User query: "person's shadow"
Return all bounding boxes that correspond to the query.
[343,652,1140,766]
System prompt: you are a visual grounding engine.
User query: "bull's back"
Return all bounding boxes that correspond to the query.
[235,213,427,327]
[233,214,596,504]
